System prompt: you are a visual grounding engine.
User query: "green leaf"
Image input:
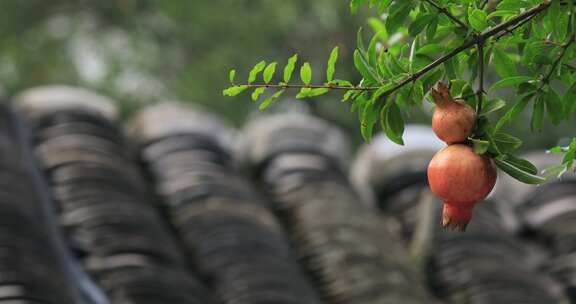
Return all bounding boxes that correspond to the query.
[493,132,522,153]
[382,102,405,145]
[229,69,236,84]
[259,89,285,110]
[307,88,330,97]
[300,63,312,85]
[367,31,382,68]
[444,57,459,80]
[358,94,377,141]
[357,28,367,55]
[426,17,438,41]
[417,44,444,56]
[409,13,436,37]
[544,0,560,36]
[480,99,506,116]
[503,154,539,175]
[326,47,339,82]
[342,90,356,102]
[469,9,489,32]
[544,89,564,125]
[471,138,490,155]
[386,1,412,33]
[248,61,267,84]
[531,95,545,132]
[495,92,535,131]
[263,62,277,84]
[223,85,248,96]
[494,156,546,184]
[296,87,312,99]
[354,49,378,83]
[489,76,534,92]
[553,1,569,41]
[492,48,517,78]
[283,54,298,83]
[549,146,564,154]
[251,87,266,101]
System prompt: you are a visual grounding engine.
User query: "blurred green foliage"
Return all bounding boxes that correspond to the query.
[0,0,363,125]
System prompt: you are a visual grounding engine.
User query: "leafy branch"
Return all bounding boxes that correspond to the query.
[224,0,576,185]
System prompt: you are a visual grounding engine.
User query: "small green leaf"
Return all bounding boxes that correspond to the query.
[307,88,330,97]
[469,9,489,31]
[471,138,490,154]
[251,87,266,101]
[489,76,534,92]
[549,146,564,154]
[382,102,405,145]
[409,13,436,36]
[504,154,539,175]
[531,96,545,132]
[357,28,367,55]
[354,49,378,83]
[386,1,412,34]
[283,54,298,83]
[417,44,444,56]
[229,69,236,84]
[296,87,312,99]
[327,47,339,82]
[493,48,517,78]
[263,62,277,84]
[248,61,267,84]
[426,17,438,41]
[300,63,312,85]
[493,132,522,153]
[223,85,248,96]
[495,92,535,131]
[494,156,546,184]
[259,90,285,110]
[544,89,564,125]
[342,90,356,102]
[480,99,506,116]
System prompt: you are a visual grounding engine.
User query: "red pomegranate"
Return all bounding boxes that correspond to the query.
[431,82,476,144]
[427,144,497,231]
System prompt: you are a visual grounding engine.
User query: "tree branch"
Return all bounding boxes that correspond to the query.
[236,1,552,99]
[422,0,469,30]
[379,1,552,99]
[494,16,532,41]
[243,83,379,91]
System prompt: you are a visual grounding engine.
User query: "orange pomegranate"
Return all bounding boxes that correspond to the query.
[427,144,497,231]
[431,82,476,144]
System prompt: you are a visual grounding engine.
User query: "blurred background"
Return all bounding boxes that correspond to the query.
[2,0,573,151]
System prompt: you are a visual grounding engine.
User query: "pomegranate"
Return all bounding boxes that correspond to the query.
[431,82,476,144]
[427,144,497,231]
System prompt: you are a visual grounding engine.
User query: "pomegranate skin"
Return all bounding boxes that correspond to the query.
[428,144,497,231]
[431,82,476,144]
[428,144,496,203]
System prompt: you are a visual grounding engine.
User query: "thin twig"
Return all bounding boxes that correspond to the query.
[479,0,490,9]
[476,39,485,114]
[422,0,469,30]
[243,83,380,91]
[543,35,576,85]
